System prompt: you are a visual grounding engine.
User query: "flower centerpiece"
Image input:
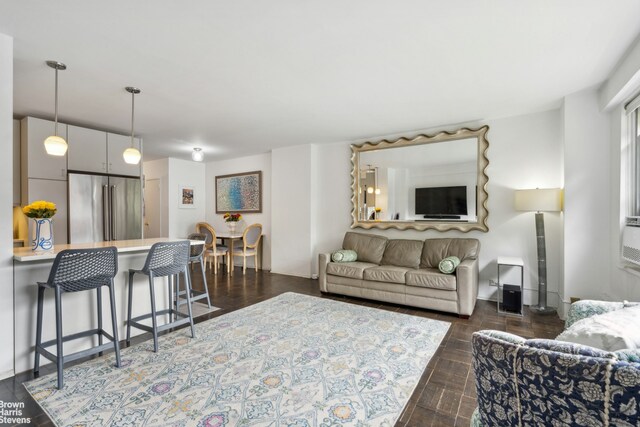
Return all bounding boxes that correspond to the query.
[223,212,242,233]
[23,200,57,251]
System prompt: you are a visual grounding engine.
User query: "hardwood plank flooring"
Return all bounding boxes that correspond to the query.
[1,268,565,426]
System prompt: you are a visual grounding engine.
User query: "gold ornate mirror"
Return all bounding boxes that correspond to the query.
[351,126,489,232]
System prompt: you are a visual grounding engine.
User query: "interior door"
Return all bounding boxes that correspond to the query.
[144,178,161,238]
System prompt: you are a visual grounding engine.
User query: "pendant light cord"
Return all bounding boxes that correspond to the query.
[130,91,135,148]
[54,67,58,136]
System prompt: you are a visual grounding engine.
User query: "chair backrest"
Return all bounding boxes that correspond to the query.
[187,232,206,258]
[142,240,190,277]
[195,222,216,250]
[243,223,262,250]
[47,247,118,292]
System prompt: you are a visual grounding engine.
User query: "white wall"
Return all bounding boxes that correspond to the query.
[561,88,612,313]
[0,33,13,379]
[271,145,315,277]
[143,158,205,238]
[167,158,206,238]
[205,153,272,270]
[273,109,564,306]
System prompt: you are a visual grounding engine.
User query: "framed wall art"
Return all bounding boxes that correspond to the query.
[179,185,195,208]
[215,170,262,213]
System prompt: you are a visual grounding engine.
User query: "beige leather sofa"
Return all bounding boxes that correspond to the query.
[319,232,480,317]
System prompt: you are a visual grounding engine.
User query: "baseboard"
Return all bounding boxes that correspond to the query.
[0,368,14,381]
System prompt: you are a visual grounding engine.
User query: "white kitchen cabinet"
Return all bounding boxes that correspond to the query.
[21,117,67,181]
[67,125,107,173]
[107,133,142,176]
[26,178,68,245]
[13,119,20,205]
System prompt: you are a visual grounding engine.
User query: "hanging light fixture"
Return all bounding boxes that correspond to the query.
[192,147,204,162]
[44,60,68,156]
[123,86,142,165]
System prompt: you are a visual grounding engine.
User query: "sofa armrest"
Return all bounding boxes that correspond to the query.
[565,300,624,329]
[456,258,479,316]
[318,253,331,292]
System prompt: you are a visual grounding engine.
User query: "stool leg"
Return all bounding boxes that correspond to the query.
[148,274,159,352]
[34,285,45,375]
[107,281,121,368]
[96,287,103,353]
[168,274,175,321]
[126,271,135,345]
[54,286,64,389]
[183,267,196,339]
[200,257,211,308]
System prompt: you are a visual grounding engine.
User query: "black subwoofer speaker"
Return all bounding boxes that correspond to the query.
[501,284,522,313]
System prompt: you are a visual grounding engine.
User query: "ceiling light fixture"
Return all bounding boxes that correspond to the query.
[44,60,68,156]
[123,86,142,165]
[192,147,204,162]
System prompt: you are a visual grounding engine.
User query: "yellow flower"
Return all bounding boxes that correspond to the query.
[23,200,57,219]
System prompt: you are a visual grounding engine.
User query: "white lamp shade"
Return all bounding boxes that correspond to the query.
[44,135,68,156]
[123,147,141,165]
[367,187,374,194]
[515,188,563,212]
[375,188,381,195]
[192,148,204,162]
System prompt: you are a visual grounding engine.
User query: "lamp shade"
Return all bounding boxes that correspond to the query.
[123,147,141,165]
[44,135,68,156]
[192,148,204,162]
[515,188,563,212]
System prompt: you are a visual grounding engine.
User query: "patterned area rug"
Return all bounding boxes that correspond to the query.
[24,292,450,426]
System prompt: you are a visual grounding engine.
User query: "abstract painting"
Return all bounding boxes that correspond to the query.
[215,170,262,213]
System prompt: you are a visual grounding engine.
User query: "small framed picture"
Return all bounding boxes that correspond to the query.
[179,185,195,208]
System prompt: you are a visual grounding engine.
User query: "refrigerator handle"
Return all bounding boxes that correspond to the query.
[110,185,116,241]
[102,185,109,241]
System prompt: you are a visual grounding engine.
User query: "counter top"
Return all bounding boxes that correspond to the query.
[14,238,196,262]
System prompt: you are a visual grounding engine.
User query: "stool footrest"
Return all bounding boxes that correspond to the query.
[128,309,192,334]
[39,328,115,348]
[36,329,119,365]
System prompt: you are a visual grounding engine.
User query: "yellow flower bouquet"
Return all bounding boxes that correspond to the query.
[23,200,57,219]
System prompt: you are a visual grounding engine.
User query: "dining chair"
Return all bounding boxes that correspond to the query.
[195,222,229,274]
[232,223,262,275]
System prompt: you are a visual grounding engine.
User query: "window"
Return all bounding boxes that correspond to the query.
[626,95,640,216]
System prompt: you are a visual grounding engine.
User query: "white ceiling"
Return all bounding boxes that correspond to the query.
[1,1,640,162]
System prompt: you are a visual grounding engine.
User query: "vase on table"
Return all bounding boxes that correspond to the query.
[227,221,237,234]
[31,218,54,251]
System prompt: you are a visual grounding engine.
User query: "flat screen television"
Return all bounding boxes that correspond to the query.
[415,186,468,218]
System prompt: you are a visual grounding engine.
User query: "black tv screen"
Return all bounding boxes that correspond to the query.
[415,186,468,216]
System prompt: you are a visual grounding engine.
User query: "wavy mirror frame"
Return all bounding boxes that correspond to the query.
[350,125,490,232]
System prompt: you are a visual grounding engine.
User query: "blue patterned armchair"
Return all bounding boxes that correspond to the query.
[471,301,640,426]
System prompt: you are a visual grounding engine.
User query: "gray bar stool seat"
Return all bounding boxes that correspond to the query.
[34,247,121,390]
[172,233,211,313]
[126,240,195,353]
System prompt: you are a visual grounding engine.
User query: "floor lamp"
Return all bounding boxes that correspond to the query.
[515,188,563,314]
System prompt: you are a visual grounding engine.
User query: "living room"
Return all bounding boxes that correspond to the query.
[2,2,640,426]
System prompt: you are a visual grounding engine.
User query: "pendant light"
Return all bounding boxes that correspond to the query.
[123,86,142,165]
[192,147,204,162]
[44,60,68,156]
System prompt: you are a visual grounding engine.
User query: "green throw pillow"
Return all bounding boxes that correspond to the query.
[438,256,460,274]
[331,250,358,263]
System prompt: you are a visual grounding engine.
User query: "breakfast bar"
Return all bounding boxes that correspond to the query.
[13,238,194,374]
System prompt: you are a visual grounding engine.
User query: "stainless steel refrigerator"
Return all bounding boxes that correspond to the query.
[68,172,142,243]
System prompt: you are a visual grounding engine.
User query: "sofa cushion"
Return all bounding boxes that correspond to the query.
[438,256,460,274]
[405,268,457,290]
[331,249,357,262]
[363,265,411,284]
[380,239,423,269]
[326,261,378,280]
[342,232,388,265]
[420,238,480,268]
[555,305,640,351]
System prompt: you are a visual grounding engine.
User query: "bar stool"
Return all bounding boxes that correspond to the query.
[126,240,195,352]
[172,233,211,313]
[34,247,121,390]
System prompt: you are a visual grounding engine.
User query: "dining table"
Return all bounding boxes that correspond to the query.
[216,230,263,276]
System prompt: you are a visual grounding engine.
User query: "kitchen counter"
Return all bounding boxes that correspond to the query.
[14,237,196,262]
[12,237,199,376]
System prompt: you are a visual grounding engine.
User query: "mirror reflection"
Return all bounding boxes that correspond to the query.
[351,126,489,232]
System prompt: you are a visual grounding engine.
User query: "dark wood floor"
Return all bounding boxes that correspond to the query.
[2,267,565,427]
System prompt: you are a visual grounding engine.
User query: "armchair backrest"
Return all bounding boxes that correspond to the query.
[472,330,640,426]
